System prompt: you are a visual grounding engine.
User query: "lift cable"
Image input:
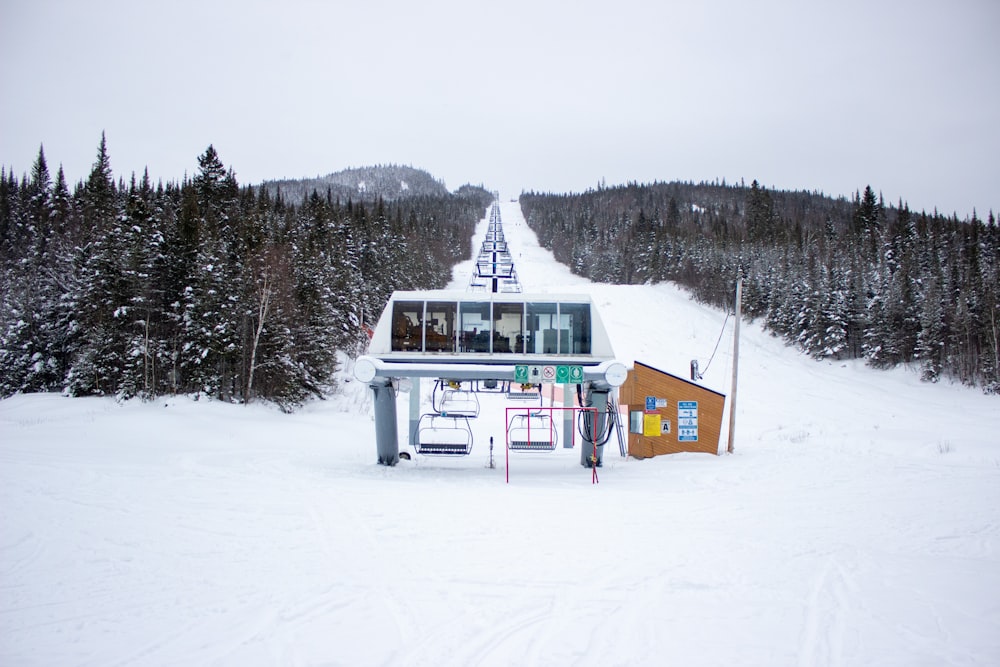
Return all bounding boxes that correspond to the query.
[698,310,732,377]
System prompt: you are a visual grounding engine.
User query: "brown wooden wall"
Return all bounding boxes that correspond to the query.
[619,361,727,457]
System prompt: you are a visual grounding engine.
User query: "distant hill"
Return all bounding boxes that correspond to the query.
[261,164,454,203]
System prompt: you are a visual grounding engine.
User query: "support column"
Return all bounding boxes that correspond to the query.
[562,383,575,448]
[579,386,609,467]
[371,381,399,466]
[408,377,421,449]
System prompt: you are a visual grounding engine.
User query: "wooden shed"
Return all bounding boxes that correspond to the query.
[618,361,727,458]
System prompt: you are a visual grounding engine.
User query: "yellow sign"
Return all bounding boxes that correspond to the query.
[643,414,662,437]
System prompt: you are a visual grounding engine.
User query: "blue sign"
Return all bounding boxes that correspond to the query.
[645,396,657,411]
[677,401,699,441]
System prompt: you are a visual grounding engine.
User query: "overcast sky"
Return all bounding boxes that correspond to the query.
[2,0,997,218]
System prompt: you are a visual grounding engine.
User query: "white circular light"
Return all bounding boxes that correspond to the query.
[604,362,629,387]
[354,357,377,383]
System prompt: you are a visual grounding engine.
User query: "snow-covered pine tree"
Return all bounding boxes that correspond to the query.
[916,262,947,382]
[67,135,129,396]
[115,171,163,400]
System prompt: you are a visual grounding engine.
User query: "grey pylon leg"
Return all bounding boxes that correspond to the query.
[579,388,609,467]
[562,383,575,448]
[371,381,399,466]
[408,377,421,449]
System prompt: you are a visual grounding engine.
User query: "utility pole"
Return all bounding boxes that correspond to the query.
[727,275,742,454]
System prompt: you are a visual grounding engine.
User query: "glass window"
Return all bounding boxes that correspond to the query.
[492,302,524,354]
[459,302,491,352]
[526,302,559,354]
[391,300,424,351]
[424,301,457,352]
[559,303,591,354]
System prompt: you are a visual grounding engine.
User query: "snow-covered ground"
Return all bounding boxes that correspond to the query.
[2,201,998,666]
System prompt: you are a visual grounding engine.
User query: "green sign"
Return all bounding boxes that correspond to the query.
[554,365,584,384]
[515,364,583,384]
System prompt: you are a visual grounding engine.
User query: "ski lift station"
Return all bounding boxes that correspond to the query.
[354,290,629,466]
[355,201,629,468]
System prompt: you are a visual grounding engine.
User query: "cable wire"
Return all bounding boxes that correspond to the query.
[699,310,732,376]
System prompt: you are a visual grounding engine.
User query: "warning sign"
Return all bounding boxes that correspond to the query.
[643,413,662,436]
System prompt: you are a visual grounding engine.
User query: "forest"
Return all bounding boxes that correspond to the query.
[4,137,997,404]
[0,138,491,408]
[520,181,999,393]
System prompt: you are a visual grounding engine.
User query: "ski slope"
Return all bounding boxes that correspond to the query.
[1,200,998,666]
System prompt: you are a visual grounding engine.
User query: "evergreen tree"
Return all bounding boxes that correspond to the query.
[746,180,777,244]
[116,172,163,399]
[916,262,947,382]
[82,133,116,230]
[852,185,883,261]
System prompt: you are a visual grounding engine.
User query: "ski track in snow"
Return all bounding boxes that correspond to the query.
[2,201,999,666]
[799,554,853,667]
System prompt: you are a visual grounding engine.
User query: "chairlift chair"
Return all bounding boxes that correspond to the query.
[433,382,481,418]
[415,414,474,456]
[500,280,522,293]
[506,388,542,405]
[507,412,557,451]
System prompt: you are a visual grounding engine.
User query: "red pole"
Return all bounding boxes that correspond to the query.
[586,406,598,484]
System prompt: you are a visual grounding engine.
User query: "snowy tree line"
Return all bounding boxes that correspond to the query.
[521,181,1000,393]
[0,138,491,408]
[261,164,452,204]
